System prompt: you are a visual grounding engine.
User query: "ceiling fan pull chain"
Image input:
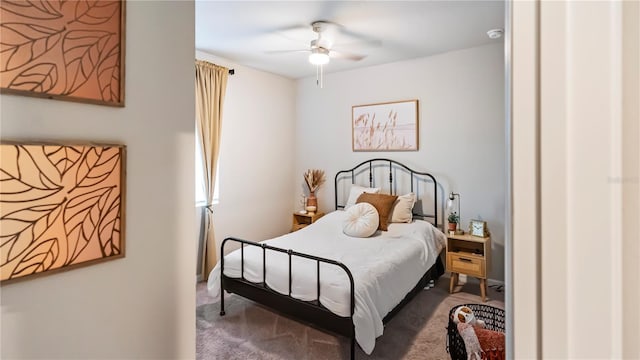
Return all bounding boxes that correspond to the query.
[315,63,324,88]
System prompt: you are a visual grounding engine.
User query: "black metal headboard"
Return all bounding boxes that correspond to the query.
[334,158,438,226]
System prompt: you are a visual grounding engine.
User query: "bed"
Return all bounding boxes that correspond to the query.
[207,159,447,359]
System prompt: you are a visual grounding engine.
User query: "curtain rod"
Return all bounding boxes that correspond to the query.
[229,69,235,75]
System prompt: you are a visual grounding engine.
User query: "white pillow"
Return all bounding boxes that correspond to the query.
[390,192,416,223]
[345,185,380,209]
[343,203,379,238]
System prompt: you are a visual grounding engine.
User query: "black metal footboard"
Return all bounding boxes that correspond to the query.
[219,237,357,359]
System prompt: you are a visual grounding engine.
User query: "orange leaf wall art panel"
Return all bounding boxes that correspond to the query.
[0,143,126,284]
[0,1,125,106]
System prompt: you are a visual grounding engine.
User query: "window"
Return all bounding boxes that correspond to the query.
[195,133,219,206]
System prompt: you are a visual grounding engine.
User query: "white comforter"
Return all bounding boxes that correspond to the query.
[207,210,446,354]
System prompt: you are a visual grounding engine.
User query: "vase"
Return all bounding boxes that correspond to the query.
[307,192,318,208]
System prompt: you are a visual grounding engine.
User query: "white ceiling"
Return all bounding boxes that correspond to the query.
[195,1,505,79]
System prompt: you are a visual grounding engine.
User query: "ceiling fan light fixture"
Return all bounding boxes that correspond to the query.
[309,48,330,65]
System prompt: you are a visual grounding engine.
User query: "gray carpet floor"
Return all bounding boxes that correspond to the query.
[196,275,504,360]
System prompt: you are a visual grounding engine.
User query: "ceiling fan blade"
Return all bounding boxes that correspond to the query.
[265,49,310,55]
[333,26,382,48]
[272,23,315,43]
[275,23,310,33]
[333,38,383,48]
[329,50,366,61]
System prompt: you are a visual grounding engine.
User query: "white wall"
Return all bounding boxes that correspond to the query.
[295,43,506,281]
[0,2,195,358]
[195,51,297,263]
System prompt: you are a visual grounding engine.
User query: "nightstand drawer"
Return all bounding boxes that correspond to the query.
[291,212,324,232]
[447,253,485,278]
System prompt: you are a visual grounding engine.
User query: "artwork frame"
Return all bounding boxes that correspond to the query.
[352,99,419,151]
[0,141,126,285]
[0,0,126,107]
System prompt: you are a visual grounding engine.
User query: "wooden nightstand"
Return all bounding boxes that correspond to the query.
[446,233,491,302]
[291,212,324,232]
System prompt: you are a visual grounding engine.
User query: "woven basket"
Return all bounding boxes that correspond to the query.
[446,304,505,360]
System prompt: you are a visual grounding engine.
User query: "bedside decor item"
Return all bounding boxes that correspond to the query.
[447,192,462,234]
[447,212,459,234]
[305,205,317,215]
[307,195,317,208]
[469,220,489,238]
[352,99,418,151]
[0,142,125,284]
[299,194,307,213]
[0,0,126,106]
[303,169,326,209]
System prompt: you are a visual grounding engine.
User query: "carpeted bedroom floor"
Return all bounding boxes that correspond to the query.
[196,275,504,360]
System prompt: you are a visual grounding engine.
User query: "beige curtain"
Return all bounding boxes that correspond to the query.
[195,60,228,280]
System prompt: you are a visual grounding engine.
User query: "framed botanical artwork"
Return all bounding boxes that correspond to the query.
[0,0,126,106]
[352,99,419,151]
[0,142,126,284]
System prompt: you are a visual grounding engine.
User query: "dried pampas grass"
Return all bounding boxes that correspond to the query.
[303,169,326,193]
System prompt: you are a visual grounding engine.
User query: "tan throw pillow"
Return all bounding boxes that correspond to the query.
[356,193,398,231]
[390,192,416,223]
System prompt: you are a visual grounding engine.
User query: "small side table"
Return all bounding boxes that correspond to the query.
[291,212,324,232]
[446,233,491,302]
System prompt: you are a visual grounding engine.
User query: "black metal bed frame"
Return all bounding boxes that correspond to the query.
[334,158,439,226]
[219,159,442,359]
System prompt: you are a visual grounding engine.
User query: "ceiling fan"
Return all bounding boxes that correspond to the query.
[267,21,378,87]
[267,20,378,63]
